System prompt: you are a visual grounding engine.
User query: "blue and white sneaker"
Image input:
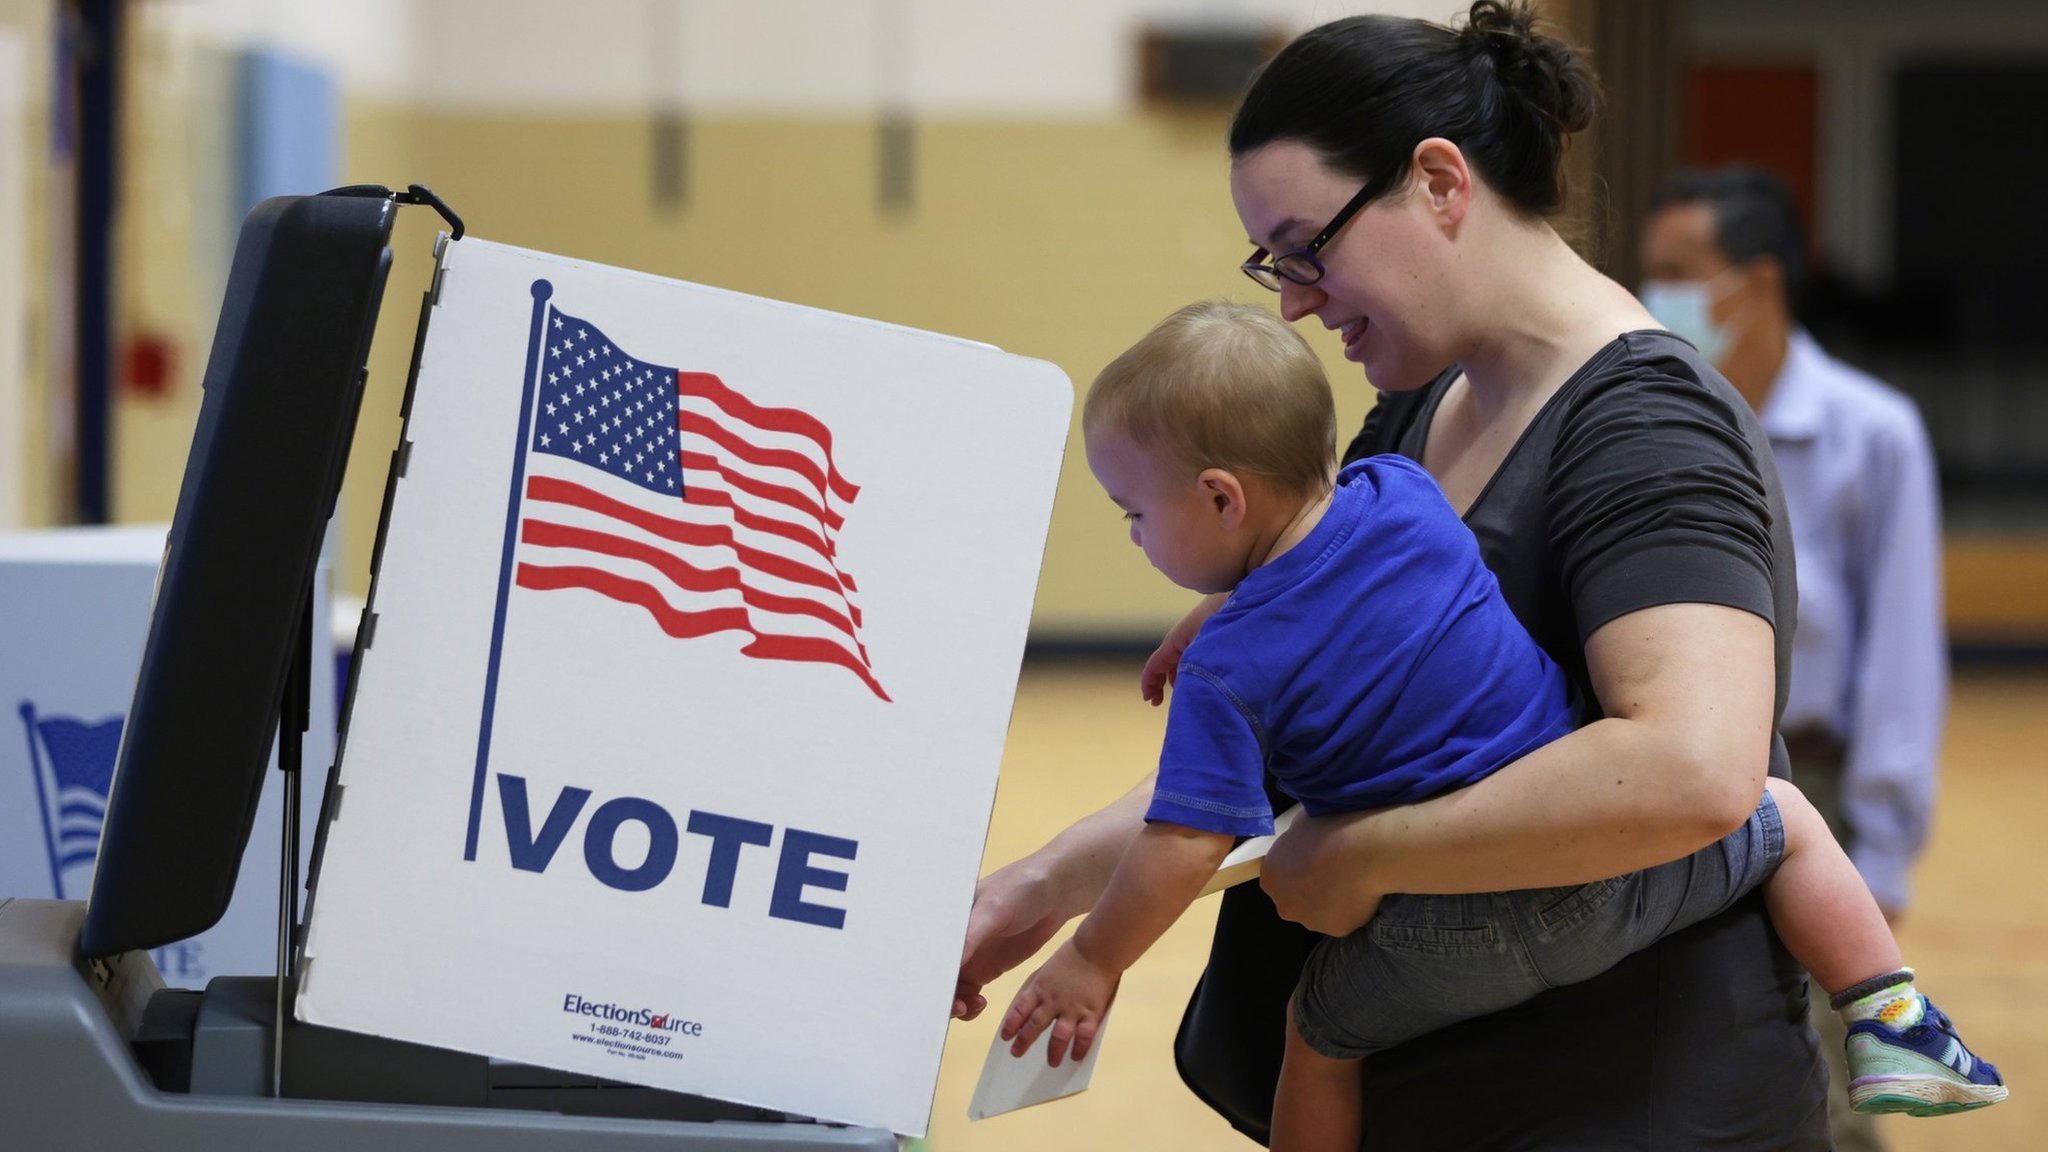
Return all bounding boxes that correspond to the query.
[1846,995,2008,1116]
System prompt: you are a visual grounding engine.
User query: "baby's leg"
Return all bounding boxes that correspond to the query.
[1271,994,1363,1152]
[1762,778,2007,1115]
[1295,893,1550,1055]
[1759,777,1901,994]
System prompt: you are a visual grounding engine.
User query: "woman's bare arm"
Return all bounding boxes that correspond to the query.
[952,771,1155,1019]
[1262,603,1775,935]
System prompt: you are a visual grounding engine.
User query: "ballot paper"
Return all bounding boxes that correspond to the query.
[970,804,1302,1120]
[966,1012,1110,1120]
[1198,803,1303,898]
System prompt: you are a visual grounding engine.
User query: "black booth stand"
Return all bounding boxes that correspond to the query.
[0,187,895,1151]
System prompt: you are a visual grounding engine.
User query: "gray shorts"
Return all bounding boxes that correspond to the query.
[1293,790,1786,1060]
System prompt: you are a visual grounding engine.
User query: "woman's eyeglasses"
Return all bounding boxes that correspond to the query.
[1241,173,1387,291]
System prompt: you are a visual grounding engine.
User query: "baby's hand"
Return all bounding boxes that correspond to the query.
[999,940,1120,1066]
[1140,594,1226,705]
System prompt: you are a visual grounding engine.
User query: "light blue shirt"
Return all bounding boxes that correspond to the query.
[1762,329,1947,910]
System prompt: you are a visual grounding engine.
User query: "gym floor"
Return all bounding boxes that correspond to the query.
[921,661,2048,1150]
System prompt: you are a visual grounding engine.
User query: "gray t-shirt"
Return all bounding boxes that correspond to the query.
[1356,330,1818,1147]
[1175,331,1829,1149]
[1357,329,1796,740]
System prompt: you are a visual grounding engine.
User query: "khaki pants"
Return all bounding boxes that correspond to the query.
[1789,732,1887,1152]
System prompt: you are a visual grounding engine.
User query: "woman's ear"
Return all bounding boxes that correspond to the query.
[1198,468,1250,531]
[1410,137,1471,232]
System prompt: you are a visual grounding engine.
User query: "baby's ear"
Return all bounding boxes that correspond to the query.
[1197,468,1249,529]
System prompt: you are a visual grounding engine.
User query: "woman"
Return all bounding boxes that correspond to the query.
[956,3,1829,1146]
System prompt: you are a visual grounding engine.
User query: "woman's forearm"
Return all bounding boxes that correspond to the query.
[955,771,1158,1018]
[1006,771,1157,922]
[1266,604,1776,930]
[1350,714,1756,894]
[1372,606,1770,892]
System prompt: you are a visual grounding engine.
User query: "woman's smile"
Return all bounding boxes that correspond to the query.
[1336,316,1371,361]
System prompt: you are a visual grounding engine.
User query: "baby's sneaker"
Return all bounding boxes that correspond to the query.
[1846,994,2007,1116]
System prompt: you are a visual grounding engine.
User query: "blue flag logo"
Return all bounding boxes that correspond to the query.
[19,700,123,900]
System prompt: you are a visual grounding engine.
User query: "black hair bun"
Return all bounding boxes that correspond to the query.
[1461,0,1600,136]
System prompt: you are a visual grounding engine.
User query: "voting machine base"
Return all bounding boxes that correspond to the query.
[2,900,895,1151]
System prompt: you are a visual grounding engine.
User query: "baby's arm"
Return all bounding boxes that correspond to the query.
[1000,821,1233,1065]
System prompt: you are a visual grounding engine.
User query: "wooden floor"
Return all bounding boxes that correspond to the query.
[919,661,2048,1150]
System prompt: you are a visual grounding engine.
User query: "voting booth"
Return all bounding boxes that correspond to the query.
[0,527,332,988]
[0,186,1069,1148]
[301,238,1071,1135]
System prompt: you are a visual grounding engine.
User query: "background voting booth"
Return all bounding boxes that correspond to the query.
[0,187,1070,1148]
[0,528,333,990]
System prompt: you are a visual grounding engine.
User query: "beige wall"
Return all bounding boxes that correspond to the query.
[109,20,219,532]
[299,108,1375,638]
[79,0,2048,645]
[94,105,1378,635]
[6,0,1593,639]
[0,0,54,528]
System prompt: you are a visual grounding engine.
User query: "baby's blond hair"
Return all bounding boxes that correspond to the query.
[1084,300,1335,495]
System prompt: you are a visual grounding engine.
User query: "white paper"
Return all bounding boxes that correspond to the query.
[970,804,1303,1120]
[967,1012,1109,1120]
[1198,803,1303,897]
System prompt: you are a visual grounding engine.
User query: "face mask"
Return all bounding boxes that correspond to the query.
[1639,279,1731,365]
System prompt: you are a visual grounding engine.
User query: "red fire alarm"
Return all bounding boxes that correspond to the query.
[121,332,176,398]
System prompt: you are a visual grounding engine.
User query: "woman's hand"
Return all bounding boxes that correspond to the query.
[1141,593,1229,705]
[1261,809,1387,936]
[954,865,1067,1021]
[952,773,1158,1020]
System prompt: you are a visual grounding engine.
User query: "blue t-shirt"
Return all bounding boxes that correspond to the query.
[1146,455,1578,838]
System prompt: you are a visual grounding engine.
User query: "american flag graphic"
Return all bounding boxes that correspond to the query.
[510,306,889,701]
[19,701,123,899]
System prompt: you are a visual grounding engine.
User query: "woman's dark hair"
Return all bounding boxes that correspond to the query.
[1229,1,1601,217]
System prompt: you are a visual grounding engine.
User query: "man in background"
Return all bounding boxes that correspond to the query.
[1640,166,1949,1152]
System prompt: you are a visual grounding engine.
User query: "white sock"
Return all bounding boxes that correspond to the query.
[1836,969,1922,1029]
